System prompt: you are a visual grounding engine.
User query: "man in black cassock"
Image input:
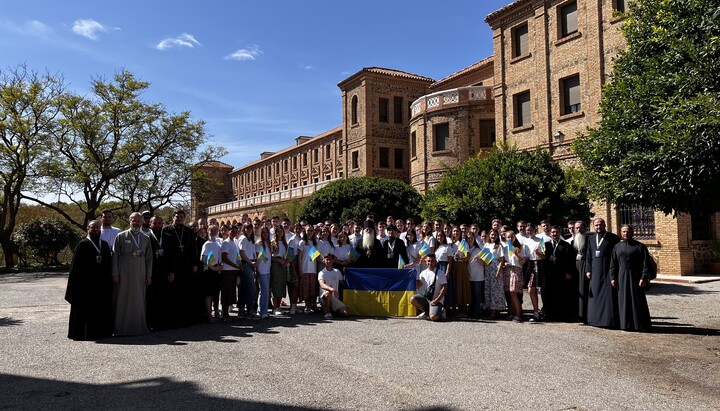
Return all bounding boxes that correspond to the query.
[162,209,199,327]
[572,220,589,323]
[543,226,576,321]
[584,218,620,329]
[353,220,383,268]
[609,225,652,332]
[381,224,409,269]
[146,216,174,330]
[65,220,114,341]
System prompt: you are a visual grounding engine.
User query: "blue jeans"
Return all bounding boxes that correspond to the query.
[240,262,256,313]
[470,280,485,314]
[258,273,270,316]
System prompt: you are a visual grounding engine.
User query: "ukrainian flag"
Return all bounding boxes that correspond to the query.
[348,246,361,263]
[285,246,296,261]
[257,246,269,263]
[207,251,216,266]
[308,246,321,261]
[537,239,546,253]
[457,239,469,256]
[343,268,417,317]
[397,255,406,269]
[418,242,430,259]
[507,240,515,257]
[479,247,494,264]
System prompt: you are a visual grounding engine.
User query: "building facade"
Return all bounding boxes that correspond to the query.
[196,0,718,275]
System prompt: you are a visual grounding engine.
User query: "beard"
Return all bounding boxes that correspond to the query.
[362,231,375,251]
[573,232,585,252]
[130,226,141,234]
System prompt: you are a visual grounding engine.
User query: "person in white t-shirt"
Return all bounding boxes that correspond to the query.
[318,254,349,320]
[409,254,447,321]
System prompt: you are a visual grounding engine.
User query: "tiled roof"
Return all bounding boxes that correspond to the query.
[431,56,494,88]
[485,0,531,22]
[199,160,234,168]
[362,67,435,82]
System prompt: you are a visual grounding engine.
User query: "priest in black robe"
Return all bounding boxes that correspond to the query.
[146,216,175,330]
[584,218,620,329]
[353,220,384,268]
[162,210,199,327]
[65,220,114,341]
[609,225,652,332]
[381,224,409,269]
[543,226,576,321]
[571,221,589,323]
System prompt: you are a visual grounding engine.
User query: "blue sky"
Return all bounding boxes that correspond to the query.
[2,0,510,168]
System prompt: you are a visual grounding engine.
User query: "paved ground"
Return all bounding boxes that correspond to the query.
[0,272,719,410]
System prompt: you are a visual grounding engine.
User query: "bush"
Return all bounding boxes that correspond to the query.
[298,177,422,224]
[13,219,81,265]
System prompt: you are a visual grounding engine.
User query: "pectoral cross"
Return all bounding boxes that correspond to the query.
[178,244,184,252]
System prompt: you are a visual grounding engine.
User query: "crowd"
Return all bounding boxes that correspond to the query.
[64,209,655,341]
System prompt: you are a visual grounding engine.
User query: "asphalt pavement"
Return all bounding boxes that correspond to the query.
[1,271,719,410]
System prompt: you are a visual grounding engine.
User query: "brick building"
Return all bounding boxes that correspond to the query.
[196,0,719,275]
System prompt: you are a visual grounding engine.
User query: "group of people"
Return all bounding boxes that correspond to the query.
[65,210,655,341]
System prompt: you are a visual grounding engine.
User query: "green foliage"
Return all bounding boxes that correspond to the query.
[298,177,422,224]
[13,218,80,265]
[422,145,591,227]
[573,0,720,215]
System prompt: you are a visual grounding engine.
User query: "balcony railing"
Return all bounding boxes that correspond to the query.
[410,86,492,119]
[206,178,340,215]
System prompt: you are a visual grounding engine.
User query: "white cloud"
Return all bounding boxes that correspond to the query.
[155,33,201,50]
[224,45,262,61]
[0,19,55,38]
[303,65,314,71]
[72,19,108,40]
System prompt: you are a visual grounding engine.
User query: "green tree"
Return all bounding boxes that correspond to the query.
[0,65,64,268]
[23,69,217,229]
[422,145,591,227]
[573,0,720,215]
[298,177,422,224]
[13,218,80,265]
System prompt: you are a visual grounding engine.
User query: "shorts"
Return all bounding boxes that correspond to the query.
[321,291,347,311]
[411,294,445,318]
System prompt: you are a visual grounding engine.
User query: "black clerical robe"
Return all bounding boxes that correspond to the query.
[584,231,620,328]
[543,239,576,321]
[353,239,384,268]
[381,237,409,269]
[162,224,199,326]
[65,237,114,340]
[609,240,652,331]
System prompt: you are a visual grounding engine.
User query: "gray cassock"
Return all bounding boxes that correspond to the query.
[112,229,153,336]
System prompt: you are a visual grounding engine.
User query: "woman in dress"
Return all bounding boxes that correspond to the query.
[270,225,289,315]
[484,229,505,319]
[501,230,526,322]
[298,225,320,313]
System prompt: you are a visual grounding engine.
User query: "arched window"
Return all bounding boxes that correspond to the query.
[351,95,358,125]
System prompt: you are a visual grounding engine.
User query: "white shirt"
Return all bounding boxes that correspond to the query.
[201,240,222,268]
[255,240,272,274]
[318,267,344,292]
[523,235,545,261]
[418,268,447,304]
[220,238,240,271]
[468,246,485,281]
[100,226,122,248]
[239,235,256,262]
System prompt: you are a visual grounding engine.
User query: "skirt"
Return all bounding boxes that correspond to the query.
[504,266,524,294]
[270,261,288,299]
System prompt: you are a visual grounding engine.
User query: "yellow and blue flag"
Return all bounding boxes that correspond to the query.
[236,251,242,265]
[343,268,417,317]
[257,246,269,263]
[479,247,494,265]
[308,246,321,261]
[418,242,430,259]
[348,247,361,263]
[507,240,515,257]
[207,251,216,266]
[285,246,296,261]
[457,239,469,256]
[537,239,546,253]
[397,255,406,269]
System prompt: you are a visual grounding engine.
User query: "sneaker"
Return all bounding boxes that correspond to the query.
[273,309,283,315]
[415,313,428,320]
[529,312,541,322]
[289,305,297,315]
[304,307,314,314]
[324,312,333,319]
[260,314,269,319]
[513,316,523,323]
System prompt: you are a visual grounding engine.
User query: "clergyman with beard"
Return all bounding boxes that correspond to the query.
[354,220,383,268]
[65,220,114,341]
[572,220,589,323]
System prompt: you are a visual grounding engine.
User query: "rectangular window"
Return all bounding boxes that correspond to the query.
[379,98,389,123]
[325,174,331,181]
[338,140,343,155]
[302,153,307,166]
[411,131,417,158]
[379,147,390,168]
[351,151,359,169]
[562,74,581,115]
[325,144,331,159]
[394,148,404,169]
[560,1,578,38]
[433,123,450,151]
[618,205,656,240]
[514,91,531,127]
[614,0,628,12]
[293,156,298,169]
[393,96,403,124]
[313,148,318,162]
[283,160,288,172]
[479,120,496,147]
[512,23,529,58]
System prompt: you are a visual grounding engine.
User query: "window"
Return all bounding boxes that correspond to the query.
[512,23,529,58]
[379,147,390,168]
[351,95,358,124]
[618,205,655,240]
[394,148,404,169]
[351,151,359,169]
[691,211,712,241]
[479,120,496,147]
[433,123,450,151]
[411,131,417,158]
[260,168,264,179]
[313,148,318,162]
[561,74,581,115]
[614,0,628,12]
[560,1,578,38]
[513,91,531,128]
[283,160,288,172]
[325,174,331,181]
[394,97,403,124]
[302,153,307,166]
[379,98,389,123]
[325,144,331,159]
[293,156,298,169]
